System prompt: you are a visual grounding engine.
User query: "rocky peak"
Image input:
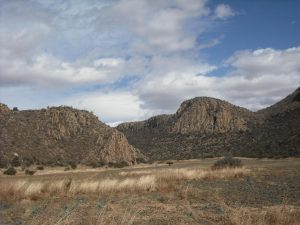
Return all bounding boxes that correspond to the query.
[0,103,11,115]
[172,97,254,134]
[0,104,144,165]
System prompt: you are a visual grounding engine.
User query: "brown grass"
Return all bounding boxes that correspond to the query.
[224,205,300,225]
[0,167,248,200]
[120,167,249,181]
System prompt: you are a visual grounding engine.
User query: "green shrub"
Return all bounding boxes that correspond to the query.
[10,156,21,167]
[36,166,44,170]
[212,156,242,169]
[136,157,147,164]
[3,167,17,175]
[69,162,77,169]
[25,169,36,175]
[110,161,130,168]
[88,161,106,168]
[23,159,33,167]
[166,161,174,166]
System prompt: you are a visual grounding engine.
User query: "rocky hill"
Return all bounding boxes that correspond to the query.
[0,104,144,167]
[117,88,300,160]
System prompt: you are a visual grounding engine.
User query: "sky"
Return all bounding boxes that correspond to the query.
[0,0,300,126]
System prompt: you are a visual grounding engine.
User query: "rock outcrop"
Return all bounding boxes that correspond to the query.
[172,97,254,134]
[0,105,144,166]
[118,88,300,160]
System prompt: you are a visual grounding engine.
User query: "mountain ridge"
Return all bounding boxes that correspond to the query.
[117,87,300,160]
[0,104,144,167]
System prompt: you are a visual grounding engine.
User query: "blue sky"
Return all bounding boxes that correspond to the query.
[0,0,300,125]
[205,0,300,64]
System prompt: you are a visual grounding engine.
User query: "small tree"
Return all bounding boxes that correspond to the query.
[13,107,18,111]
[10,155,21,167]
[212,156,242,169]
[36,166,44,170]
[4,167,17,175]
[25,169,36,175]
[69,161,77,170]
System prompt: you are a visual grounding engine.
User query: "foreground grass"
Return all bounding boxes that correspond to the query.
[0,167,248,200]
[0,158,299,225]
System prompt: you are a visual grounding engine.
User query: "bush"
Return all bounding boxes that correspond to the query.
[3,167,17,175]
[64,167,70,171]
[25,169,36,175]
[110,161,130,168]
[10,156,21,167]
[23,159,33,167]
[69,162,77,170]
[36,166,44,170]
[136,157,147,164]
[88,161,106,168]
[212,156,242,169]
[166,161,174,166]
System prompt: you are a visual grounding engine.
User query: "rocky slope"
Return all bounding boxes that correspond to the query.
[0,105,143,166]
[118,88,300,160]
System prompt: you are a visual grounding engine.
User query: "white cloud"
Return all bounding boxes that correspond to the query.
[1,1,299,124]
[0,54,128,86]
[214,4,235,19]
[60,91,147,123]
[135,47,300,113]
[1,47,299,124]
[226,47,300,78]
[105,0,210,54]
[0,0,216,88]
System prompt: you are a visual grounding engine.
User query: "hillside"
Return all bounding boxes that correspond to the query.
[117,88,300,160]
[0,104,143,167]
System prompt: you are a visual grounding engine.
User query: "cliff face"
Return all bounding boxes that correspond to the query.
[0,105,143,165]
[118,88,300,160]
[172,97,254,134]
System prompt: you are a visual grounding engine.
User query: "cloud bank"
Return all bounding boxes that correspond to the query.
[0,0,299,125]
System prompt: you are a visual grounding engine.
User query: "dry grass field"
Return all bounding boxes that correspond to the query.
[0,158,299,225]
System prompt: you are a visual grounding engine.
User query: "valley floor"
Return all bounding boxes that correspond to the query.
[0,158,299,225]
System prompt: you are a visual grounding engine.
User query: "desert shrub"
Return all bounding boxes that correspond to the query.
[22,159,33,167]
[3,167,17,175]
[212,156,242,169]
[166,161,174,166]
[36,166,44,170]
[10,156,21,167]
[13,107,18,111]
[88,161,106,168]
[25,169,36,175]
[136,157,147,164]
[117,161,129,168]
[111,161,130,168]
[64,167,70,171]
[69,161,77,169]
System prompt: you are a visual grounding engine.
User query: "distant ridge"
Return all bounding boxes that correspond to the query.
[118,87,300,160]
[0,104,144,166]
